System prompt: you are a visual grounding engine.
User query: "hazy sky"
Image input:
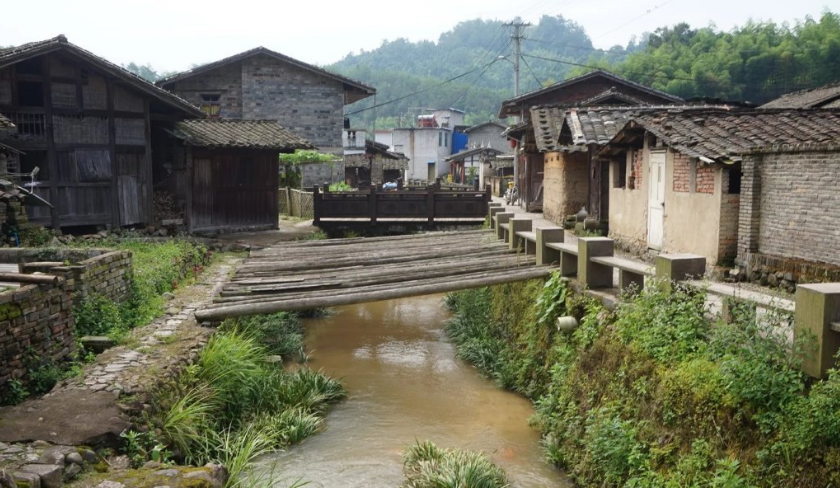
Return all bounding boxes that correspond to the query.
[1,0,833,72]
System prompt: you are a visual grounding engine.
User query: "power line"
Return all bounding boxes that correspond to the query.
[520,54,543,89]
[345,58,502,116]
[450,40,511,108]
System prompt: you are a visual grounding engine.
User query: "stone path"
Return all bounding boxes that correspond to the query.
[0,254,240,487]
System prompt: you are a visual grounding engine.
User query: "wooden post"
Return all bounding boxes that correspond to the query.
[655,254,706,291]
[312,186,320,225]
[484,184,492,214]
[579,237,614,289]
[43,55,59,229]
[370,185,378,223]
[795,283,840,378]
[427,183,436,223]
[106,77,119,229]
[509,218,532,251]
[536,227,564,266]
[495,213,513,240]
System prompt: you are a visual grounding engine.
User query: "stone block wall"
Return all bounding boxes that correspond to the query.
[0,279,75,392]
[163,62,244,119]
[242,54,344,152]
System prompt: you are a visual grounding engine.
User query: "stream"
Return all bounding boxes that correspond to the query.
[257,294,570,487]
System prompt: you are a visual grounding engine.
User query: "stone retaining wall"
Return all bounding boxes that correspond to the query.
[0,278,75,391]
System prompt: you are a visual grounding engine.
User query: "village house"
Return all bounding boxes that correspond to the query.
[595,108,840,275]
[343,137,407,188]
[378,108,465,182]
[0,35,206,230]
[485,153,515,197]
[444,146,503,186]
[499,69,683,212]
[154,119,313,233]
[157,47,376,188]
[462,121,508,151]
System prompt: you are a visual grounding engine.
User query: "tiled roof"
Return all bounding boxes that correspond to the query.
[489,154,515,169]
[498,69,683,117]
[157,47,375,104]
[604,108,840,162]
[445,146,502,162]
[0,112,14,131]
[0,36,204,117]
[166,119,314,150]
[761,82,840,109]
[531,105,725,153]
[578,88,649,107]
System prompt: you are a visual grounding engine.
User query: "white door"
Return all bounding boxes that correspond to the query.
[647,152,666,250]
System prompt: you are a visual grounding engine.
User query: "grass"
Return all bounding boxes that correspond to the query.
[402,440,509,488]
[138,312,345,488]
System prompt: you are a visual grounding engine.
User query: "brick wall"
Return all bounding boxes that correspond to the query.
[164,62,244,119]
[696,165,715,194]
[301,161,344,189]
[0,279,75,394]
[0,249,134,305]
[738,148,840,270]
[242,54,344,152]
[673,153,690,192]
[630,149,643,190]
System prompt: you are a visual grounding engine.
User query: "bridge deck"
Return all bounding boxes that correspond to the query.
[195,230,555,321]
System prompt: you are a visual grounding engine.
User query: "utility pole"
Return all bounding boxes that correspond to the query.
[504,18,530,206]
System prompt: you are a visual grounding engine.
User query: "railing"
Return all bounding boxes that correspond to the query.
[313,182,491,224]
[279,187,314,219]
[489,203,840,379]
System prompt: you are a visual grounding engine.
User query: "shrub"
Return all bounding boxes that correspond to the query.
[402,440,509,488]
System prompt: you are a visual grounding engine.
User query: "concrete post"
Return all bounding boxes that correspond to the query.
[795,283,840,378]
[495,213,514,240]
[578,237,614,289]
[655,254,706,290]
[509,219,532,251]
[489,206,504,223]
[536,227,563,266]
[619,269,645,292]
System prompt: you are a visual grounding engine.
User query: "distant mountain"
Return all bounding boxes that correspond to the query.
[329,15,642,129]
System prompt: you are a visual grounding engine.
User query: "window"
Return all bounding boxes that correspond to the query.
[199,93,221,118]
[445,133,448,148]
[613,159,627,188]
[17,81,44,107]
[438,132,443,147]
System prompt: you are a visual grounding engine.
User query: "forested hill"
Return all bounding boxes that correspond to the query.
[329,15,643,127]
[330,11,840,129]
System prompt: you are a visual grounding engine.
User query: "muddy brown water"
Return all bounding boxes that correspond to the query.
[256,294,571,488]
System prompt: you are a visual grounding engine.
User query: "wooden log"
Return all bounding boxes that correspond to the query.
[215,257,535,302]
[0,273,61,285]
[250,229,493,251]
[195,266,554,321]
[248,233,499,257]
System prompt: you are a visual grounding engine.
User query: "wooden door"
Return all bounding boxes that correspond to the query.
[427,163,435,182]
[192,158,213,228]
[647,152,666,250]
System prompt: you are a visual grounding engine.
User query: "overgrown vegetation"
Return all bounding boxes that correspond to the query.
[132,312,344,488]
[402,440,509,488]
[74,240,211,341]
[445,274,839,488]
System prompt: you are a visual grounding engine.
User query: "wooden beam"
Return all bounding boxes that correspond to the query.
[42,55,60,229]
[106,77,119,228]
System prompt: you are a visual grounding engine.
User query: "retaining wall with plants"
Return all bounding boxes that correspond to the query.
[0,278,75,393]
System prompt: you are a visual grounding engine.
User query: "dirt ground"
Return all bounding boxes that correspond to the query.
[214,216,320,247]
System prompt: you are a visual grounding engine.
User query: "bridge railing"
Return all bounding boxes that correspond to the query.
[489,205,840,379]
[313,182,491,224]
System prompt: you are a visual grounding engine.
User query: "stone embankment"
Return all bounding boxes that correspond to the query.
[0,254,239,488]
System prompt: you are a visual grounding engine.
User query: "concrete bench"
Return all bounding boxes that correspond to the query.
[503,219,532,251]
[546,241,578,277]
[591,255,653,291]
[493,212,514,240]
[516,231,537,255]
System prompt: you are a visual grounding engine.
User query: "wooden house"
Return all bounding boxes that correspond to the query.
[157,47,376,156]
[498,70,682,213]
[0,35,204,230]
[597,108,840,269]
[444,146,503,186]
[156,119,313,232]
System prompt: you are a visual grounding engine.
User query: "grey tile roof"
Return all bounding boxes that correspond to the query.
[463,121,506,134]
[531,105,715,152]
[498,69,684,117]
[167,119,315,150]
[445,146,503,162]
[761,82,840,109]
[606,108,840,162]
[0,36,204,117]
